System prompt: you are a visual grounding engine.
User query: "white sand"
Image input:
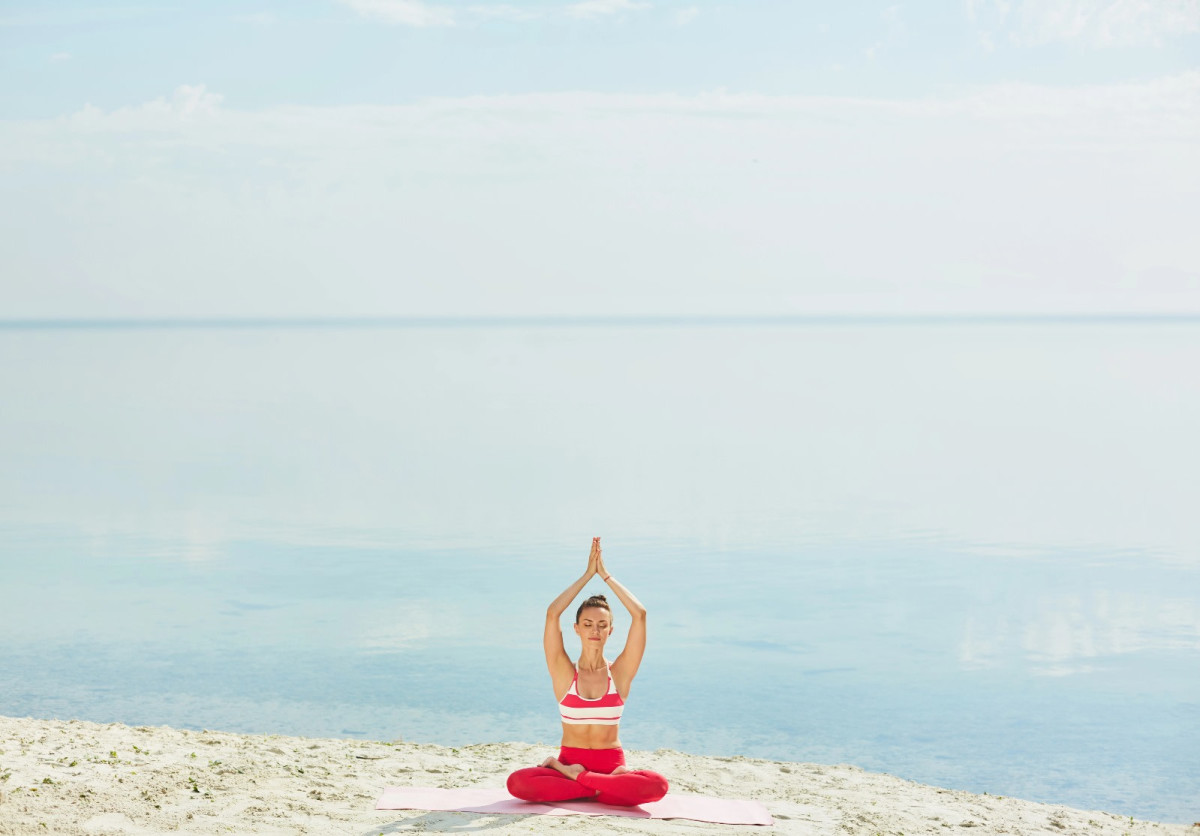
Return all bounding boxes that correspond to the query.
[0,715,1192,835]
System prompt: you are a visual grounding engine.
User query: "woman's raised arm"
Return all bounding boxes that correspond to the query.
[594,544,647,697]
[543,538,601,689]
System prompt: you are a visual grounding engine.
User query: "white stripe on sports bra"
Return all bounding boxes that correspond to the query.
[558,666,626,726]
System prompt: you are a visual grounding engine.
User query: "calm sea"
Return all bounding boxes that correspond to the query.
[1,320,1197,823]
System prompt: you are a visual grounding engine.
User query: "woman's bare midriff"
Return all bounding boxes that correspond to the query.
[561,722,621,750]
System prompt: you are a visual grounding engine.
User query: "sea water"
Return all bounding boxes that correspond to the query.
[0,320,1197,823]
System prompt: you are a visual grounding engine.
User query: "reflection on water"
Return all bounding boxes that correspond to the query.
[0,322,1198,822]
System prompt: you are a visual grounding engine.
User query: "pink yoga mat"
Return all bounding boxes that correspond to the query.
[376,786,774,826]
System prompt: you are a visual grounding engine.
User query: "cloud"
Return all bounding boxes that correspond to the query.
[969,0,1200,47]
[156,84,225,118]
[63,84,224,134]
[337,0,455,26]
[2,75,1199,319]
[566,0,650,20]
[49,52,71,62]
[674,6,699,25]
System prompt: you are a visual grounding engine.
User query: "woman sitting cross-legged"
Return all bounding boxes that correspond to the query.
[506,537,669,807]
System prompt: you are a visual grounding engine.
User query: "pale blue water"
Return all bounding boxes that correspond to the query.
[1,321,1197,823]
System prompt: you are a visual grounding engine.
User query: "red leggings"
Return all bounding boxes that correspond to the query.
[506,747,669,807]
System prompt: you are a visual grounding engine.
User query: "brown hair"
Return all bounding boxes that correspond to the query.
[575,594,612,624]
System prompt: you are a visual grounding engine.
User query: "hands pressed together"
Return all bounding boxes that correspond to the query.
[587,536,611,581]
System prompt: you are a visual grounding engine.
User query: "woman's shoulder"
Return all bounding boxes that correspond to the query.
[607,657,637,688]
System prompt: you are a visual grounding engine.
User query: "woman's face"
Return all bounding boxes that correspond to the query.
[574,607,613,647]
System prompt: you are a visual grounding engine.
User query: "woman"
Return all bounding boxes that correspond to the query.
[506,537,669,806]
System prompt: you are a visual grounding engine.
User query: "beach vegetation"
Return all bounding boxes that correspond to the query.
[41,777,53,784]
[69,760,77,767]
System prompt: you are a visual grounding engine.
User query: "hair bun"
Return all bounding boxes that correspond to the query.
[575,593,613,623]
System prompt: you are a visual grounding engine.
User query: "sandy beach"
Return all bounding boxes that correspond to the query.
[0,715,1191,835]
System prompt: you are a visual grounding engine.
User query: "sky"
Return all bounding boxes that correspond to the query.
[2,0,1199,318]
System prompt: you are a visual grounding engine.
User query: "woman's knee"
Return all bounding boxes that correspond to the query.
[506,768,537,800]
[640,770,669,802]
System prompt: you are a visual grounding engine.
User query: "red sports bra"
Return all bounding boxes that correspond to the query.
[558,666,625,726]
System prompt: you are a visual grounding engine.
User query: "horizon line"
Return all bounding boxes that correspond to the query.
[3,313,1200,330]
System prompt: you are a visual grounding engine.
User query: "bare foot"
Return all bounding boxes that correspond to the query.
[539,757,585,780]
[611,765,631,775]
